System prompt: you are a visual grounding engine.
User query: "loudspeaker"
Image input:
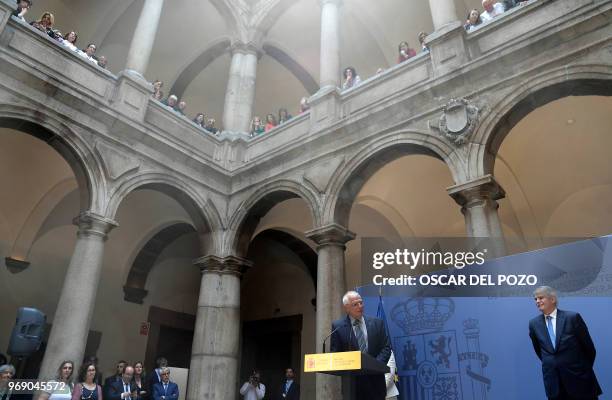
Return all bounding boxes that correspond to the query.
[7,307,46,357]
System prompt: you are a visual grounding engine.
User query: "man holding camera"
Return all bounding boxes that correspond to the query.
[239,370,265,400]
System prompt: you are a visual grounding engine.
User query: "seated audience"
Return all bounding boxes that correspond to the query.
[264,114,277,132]
[12,0,31,23]
[193,113,206,127]
[299,97,310,114]
[61,31,78,52]
[176,101,187,116]
[480,0,505,22]
[72,362,103,400]
[204,118,218,134]
[418,31,429,53]
[31,11,56,38]
[250,116,265,136]
[97,56,107,69]
[397,41,416,63]
[278,108,292,124]
[342,66,361,90]
[38,360,75,400]
[152,80,164,100]
[464,9,483,31]
[79,43,98,63]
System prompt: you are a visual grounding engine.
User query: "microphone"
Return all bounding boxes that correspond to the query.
[322,325,343,353]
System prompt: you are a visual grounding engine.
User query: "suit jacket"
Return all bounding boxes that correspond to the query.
[277,380,299,400]
[104,376,122,399]
[152,382,178,400]
[529,309,602,399]
[107,380,139,400]
[147,371,161,396]
[331,315,391,400]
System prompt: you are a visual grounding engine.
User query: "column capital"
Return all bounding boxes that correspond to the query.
[193,255,253,276]
[306,223,355,247]
[73,212,118,238]
[230,40,262,58]
[447,175,505,208]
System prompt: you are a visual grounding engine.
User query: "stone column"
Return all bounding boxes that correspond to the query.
[447,175,506,256]
[222,42,259,133]
[124,0,165,75]
[187,255,252,400]
[319,0,342,89]
[0,0,17,33]
[38,212,117,379]
[428,0,458,30]
[305,223,355,400]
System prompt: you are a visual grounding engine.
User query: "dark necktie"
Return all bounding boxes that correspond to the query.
[353,319,367,352]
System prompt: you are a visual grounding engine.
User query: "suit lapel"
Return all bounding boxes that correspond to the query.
[555,310,565,350]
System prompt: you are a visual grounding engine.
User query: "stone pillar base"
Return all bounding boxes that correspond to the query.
[308,86,343,131]
[111,69,153,122]
[426,21,469,77]
[0,0,17,33]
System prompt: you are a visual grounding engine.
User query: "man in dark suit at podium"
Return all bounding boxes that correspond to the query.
[331,290,391,400]
[529,286,602,400]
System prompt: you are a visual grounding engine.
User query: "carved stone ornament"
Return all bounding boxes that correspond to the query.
[437,98,479,146]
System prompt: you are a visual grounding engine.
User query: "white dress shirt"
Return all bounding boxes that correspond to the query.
[481,2,506,21]
[239,382,265,400]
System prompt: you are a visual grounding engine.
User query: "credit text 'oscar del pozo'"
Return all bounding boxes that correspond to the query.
[371,249,538,287]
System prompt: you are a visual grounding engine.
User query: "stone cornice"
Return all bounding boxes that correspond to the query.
[447,175,505,208]
[305,223,355,247]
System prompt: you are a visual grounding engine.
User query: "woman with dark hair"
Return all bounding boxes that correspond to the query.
[131,362,147,400]
[71,362,102,400]
[38,361,75,400]
[264,114,277,132]
[342,67,361,90]
[62,31,78,52]
[193,113,205,128]
[397,41,416,63]
[464,9,483,31]
[417,31,429,53]
[278,108,292,124]
[31,12,56,38]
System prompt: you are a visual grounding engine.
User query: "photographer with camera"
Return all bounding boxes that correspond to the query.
[239,370,265,400]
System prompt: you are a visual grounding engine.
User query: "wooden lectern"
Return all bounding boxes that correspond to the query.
[304,351,389,400]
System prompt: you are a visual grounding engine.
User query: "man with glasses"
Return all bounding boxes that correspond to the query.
[330,291,391,400]
[152,368,178,400]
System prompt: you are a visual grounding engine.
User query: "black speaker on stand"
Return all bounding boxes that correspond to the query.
[7,307,46,378]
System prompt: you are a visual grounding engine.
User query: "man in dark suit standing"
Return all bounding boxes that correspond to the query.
[147,357,167,396]
[277,367,299,400]
[104,360,127,399]
[108,365,139,400]
[529,286,602,400]
[331,290,391,400]
[152,368,178,400]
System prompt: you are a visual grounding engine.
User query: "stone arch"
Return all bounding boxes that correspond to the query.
[323,130,463,227]
[262,42,319,94]
[247,228,317,289]
[106,173,221,254]
[0,110,105,215]
[471,66,612,178]
[227,180,321,257]
[123,221,197,304]
[169,38,232,100]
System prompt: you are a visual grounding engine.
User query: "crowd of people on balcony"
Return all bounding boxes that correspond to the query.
[464,0,530,31]
[11,2,108,70]
[8,0,539,137]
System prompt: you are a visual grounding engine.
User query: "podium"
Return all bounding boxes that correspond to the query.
[304,351,389,400]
